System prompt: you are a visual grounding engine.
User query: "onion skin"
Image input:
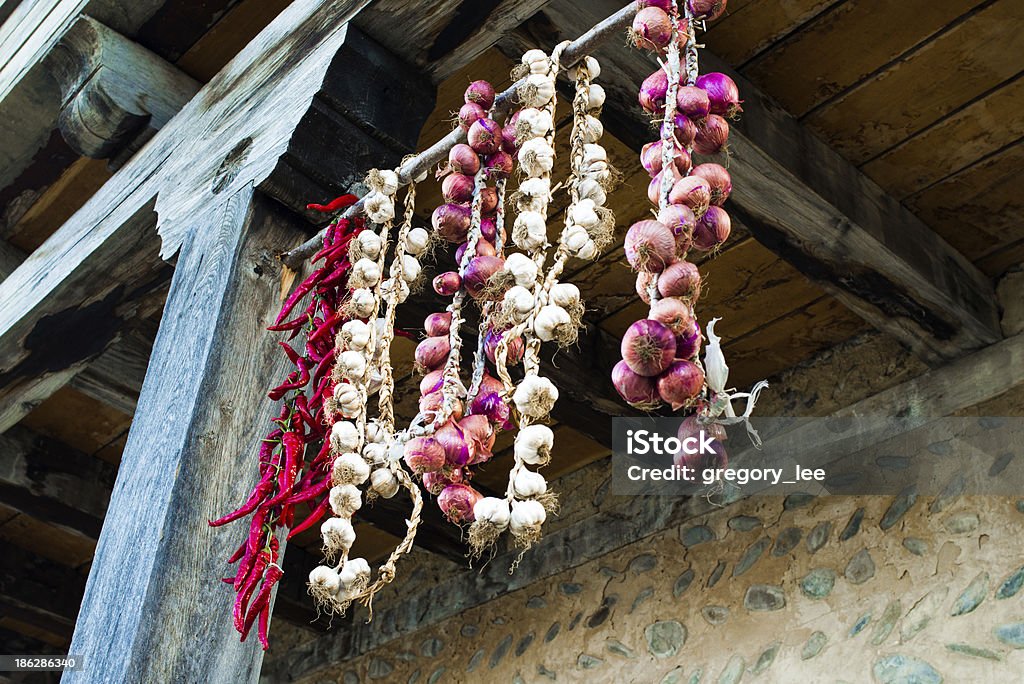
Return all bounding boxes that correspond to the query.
[675,317,702,359]
[479,186,499,214]
[485,329,525,365]
[647,168,683,206]
[676,86,711,120]
[455,239,497,264]
[448,143,481,175]
[415,336,451,373]
[638,69,669,113]
[693,115,730,156]
[433,271,462,296]
[432,203,472,242]
[622,319,677,377]
[464,80,496,110]
[635,271,654,304]
[688,0,728,22]
[435,420,473,467]
[663,113,697,147]
[695,72,742,118]
[678,415,728,443]
[463,255,505,299]
[657,204,696,243]
[438,483,483,523]
[424,312,453,337]
[419,370,444,396]
[483,151,514,180]
[693,206,732,251]
[468,118,502,155]
[458,102,485,131]
[625,220,677,273]
[673,440,727,472]
[640,140,692,177]
[650,297,695,334]
[403,437,446,475]
[669,176,712,217]
[691,163,732,206]
[657,360,705,409]
[442,173,475,203]
[612,359,662,409]
[419,392,463,421]
[635,0,674,10]
[631,7,673,51]
[657,261,702,299]
[423,469,464,496]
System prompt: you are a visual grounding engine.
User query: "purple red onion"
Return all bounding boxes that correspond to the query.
[415,336,451,372]
[433,271,462,296]
[692,205,731,251]
[463,255,505,299]
[695,72,742,118]
[432,203,472,242]
[424,312,453,337]
[676,86,711,120]
[468,118,502,155]
[442,173,475,203]
[631,7,674,52]
[625,220,676,273]
[612,359,662,409]
[464,80,496,110]
[687,0,728,22]
[657,360,705,409]
[650,297,695,335]
[458,102,485,131]
[641,140,692,177]
[657,260,702,299]
[403,437,446,475]
[693,115,730,156]
[669,176,711,217]
[622,319,677,377]
[438,483,482,523]
[691,163,732,206]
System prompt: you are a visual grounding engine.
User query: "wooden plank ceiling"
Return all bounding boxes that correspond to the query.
[1,0,1020,658]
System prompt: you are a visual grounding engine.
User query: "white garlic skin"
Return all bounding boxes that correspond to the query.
[329,484,363,515]
[513,469,548,498]
[349,289,375,317]
[473,497,511,529]
[375,170,399,195]
[503,286,536,321]
[517,108,553,139]
[513,375,559,419]
[515,424,555,464]
[518,138,555,176]
[332,452,371,485]
[338,350,367,380]
[509,499,546,534]
[577,178,607,206]
[363,191,395,224]
[533,304,571,342]
[330,421,361,452]
[341,319,371,350]
[321,516,356,549]
[370,468,400,498]
[584,83,606,110]
[404,227,430,256]
[549,282,581,307]
[309,565,341,594]
[503,252,540,287]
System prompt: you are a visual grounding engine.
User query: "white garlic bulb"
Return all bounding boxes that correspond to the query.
[404,227,430,256]
[330,421,361,452]
[473,497,511,529]
[503,252,540,287]
[355,230,382,259]
[513,211,548,251]
[338,350,367,380]
[579,115,604,144]
[341,319,371,350]
[351,258,381,289]
[516,108,553,139]
[533,304,571,342]
[380,277,410,304]
[522,49,549,70]
[339,557,371,588]
[390,254,420,283]
[362,442,388,466]
[576,239,599,260]
[332,452,370,485]
[549,282,581,307]
[515,424,555,465]
[369,468,400,498]
[503,286,536,321]
[309,565,341,594]
[509,499,546,535]
[363,191,395,224]
[584,83,606,111]
[567,56,601,81]
[513,469,549,498]
[329,484,362,516]
[523,74,555,107]
[513,375,559,419]
[577,178,607,206]
[365,421,386,443]
[570,198,600,228]
[321,516,356,550]
[583,143,607,163]
[332,383,360,407]
[375,169,399,195]
[563,225,590,253]
[349,289,375,317]
[518,138,555,177]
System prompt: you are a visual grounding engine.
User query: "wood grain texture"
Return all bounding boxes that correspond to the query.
[905,140,1024,263]
[507,0,1001,364]
[861,76,1024,199]
[702,0,843,66]
[743,0,982,117]
[69,323,156,415]
[267,329,1024,678]
[65,186,299,683]
[50,16,200,158]
[802,0,1024,163]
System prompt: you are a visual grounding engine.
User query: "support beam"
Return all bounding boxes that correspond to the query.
[69,322,156,415]
[502,0,1001,365]
[49,16,200,160]
[66,187,300,683]
[268,330,1024,679]
[0,2,433,434]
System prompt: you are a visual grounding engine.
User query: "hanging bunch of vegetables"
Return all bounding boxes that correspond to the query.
[614,0,765,426]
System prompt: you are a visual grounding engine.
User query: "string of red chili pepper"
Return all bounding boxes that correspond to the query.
[210,195,364,649]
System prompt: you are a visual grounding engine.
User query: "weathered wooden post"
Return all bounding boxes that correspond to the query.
[60,4,434,680]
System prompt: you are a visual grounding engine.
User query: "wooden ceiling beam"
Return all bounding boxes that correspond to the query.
[0,545,86,644]
[267,328,1024,678]
[501,0,1001,366]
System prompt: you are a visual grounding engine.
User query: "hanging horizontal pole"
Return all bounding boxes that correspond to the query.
[278,1,636,269]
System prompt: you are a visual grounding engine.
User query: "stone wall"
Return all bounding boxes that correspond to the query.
[287,490,1024,683]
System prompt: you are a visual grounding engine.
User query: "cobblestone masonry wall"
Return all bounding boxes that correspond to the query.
[288,490,1024,684]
